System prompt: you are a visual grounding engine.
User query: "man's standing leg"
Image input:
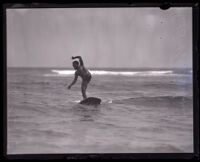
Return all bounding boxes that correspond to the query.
[81,81,88,99]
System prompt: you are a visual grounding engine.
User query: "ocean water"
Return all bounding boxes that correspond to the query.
[7,68,193,154]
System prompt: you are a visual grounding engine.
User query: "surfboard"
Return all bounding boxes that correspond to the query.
[79,97,101,106]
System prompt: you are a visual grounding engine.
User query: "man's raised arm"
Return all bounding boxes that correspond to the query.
[72,56,84,66]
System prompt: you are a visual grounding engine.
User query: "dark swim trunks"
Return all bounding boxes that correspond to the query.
[86,75,92,83]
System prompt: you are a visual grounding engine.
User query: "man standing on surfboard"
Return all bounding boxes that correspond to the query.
[68,56,92,100]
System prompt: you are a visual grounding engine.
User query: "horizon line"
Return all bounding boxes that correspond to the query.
[7,66,192,69]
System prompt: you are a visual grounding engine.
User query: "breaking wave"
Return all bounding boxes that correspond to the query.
[46,69,176,77]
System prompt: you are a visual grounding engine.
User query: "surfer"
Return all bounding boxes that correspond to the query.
[68,56,92,100]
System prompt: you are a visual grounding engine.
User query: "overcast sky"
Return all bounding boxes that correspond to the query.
[7,8,192,68]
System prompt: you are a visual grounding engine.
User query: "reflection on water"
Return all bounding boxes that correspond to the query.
[72,104,101,122]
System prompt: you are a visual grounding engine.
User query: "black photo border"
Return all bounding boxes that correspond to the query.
[1,0,199,160]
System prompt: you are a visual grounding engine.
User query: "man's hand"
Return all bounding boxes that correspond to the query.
[68,85,71,89]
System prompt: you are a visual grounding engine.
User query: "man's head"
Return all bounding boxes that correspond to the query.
[73,61,79,70]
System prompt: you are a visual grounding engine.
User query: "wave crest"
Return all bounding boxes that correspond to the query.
[50,70,174,77]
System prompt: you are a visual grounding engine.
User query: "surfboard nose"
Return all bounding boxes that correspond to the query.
[79,97,101,105]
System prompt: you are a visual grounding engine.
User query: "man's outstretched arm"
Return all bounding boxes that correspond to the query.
[68,73,78,89]
[72,56,84,66]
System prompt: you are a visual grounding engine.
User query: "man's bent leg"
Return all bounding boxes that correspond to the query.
[81,81,88,99]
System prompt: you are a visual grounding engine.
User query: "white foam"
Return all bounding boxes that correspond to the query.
[52,70,75,75]
[50,69,174,77]
[74,100,81,103]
